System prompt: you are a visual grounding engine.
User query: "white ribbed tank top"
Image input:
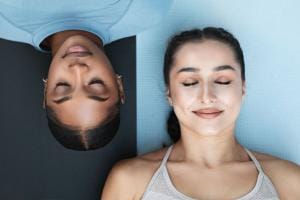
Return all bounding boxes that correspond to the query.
[142,145,280,200]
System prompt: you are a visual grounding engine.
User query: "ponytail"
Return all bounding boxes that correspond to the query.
[167,110,180,142]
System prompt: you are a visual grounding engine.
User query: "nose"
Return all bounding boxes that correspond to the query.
[199,83,217,104]
[69,60,89,68]
[67,62,90,85]
[68,61,91,73]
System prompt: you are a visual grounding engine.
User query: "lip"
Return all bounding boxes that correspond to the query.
[192,108,224,119]
[63,45,92,58]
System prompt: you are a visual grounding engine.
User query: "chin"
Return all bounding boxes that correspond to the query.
[193,127,225,137]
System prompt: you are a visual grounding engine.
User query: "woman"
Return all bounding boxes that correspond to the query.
[0,0,173,150]
[102,27,300,199]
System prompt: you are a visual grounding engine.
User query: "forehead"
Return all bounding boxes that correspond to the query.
[49,96,118,128]
[172,40,240,71]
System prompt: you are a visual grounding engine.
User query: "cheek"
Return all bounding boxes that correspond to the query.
[170,84,197,110]
[50,52,63,68]
[90,60,116,79]
[48,57,66,78]
[217,87,243,112]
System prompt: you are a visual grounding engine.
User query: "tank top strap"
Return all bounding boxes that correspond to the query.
[141,145,174,199]
[244,148,263,172]
[160,145,174,166]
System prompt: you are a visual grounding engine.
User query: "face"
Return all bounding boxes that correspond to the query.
[45,35,124,129]
[168,40,245,137]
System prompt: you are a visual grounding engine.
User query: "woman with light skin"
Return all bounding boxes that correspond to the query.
[102,28,300,199]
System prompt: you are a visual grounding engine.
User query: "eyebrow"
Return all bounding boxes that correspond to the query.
[53,95,109,104]
[213,65,236,72]
[177,65,236,73]
[177,67,200,73]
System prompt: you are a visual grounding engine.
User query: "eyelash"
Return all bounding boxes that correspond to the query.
[182,81,232,87]
[56,79,103,87]
[89,79,104,85]
[56,82,70,87]
[215,81,232,85]
[182,82,198,87]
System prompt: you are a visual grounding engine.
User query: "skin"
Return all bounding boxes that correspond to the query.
[101,39,300,200]
[43,30,125,129]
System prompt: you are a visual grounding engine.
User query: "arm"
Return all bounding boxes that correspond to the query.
[262,158,300,199]
[101,160,136,200]
[275,161,300,199]
[101,150,164,200]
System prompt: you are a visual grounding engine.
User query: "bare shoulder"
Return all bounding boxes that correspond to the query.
[252,151,300,199]
[252,151,300,175]
[101,148,168,200]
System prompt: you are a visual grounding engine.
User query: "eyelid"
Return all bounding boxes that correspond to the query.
[215,80,232,85]
[182,81,198,87]
[87,79,107,95]
[56,82,70,87]
[89,78,104,85]
[53,82,72,96]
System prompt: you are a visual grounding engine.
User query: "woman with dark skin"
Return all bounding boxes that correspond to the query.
[102,28,300,199]
[0,0,173,150]
[42,30,124,150]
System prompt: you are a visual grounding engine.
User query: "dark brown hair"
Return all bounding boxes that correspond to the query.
[45,103,120,151]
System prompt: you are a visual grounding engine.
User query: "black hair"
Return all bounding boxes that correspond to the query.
[164,27,245,142]
[45,104,120,151]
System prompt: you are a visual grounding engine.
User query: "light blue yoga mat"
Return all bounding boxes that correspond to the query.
[137,0,300,164]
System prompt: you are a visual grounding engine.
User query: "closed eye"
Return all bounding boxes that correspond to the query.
[54,82,71,94]
[89,79,104,85]
[182,82,198,87]
[215,81,231,85]
[56,82,70,87]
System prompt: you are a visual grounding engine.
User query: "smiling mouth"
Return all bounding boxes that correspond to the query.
[193,109,224,119]
[63,45,93,58]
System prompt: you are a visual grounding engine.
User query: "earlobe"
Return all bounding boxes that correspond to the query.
[166,89,173,106]
[116,74,125,104]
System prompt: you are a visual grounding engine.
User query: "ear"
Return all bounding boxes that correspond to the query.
[116,75,125,104]
[166,88,173,106]
[242,81,246,101]
[42,78,47,109]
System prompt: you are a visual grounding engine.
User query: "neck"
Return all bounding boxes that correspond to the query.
[174,126,247,168]
[46,30,103,56]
